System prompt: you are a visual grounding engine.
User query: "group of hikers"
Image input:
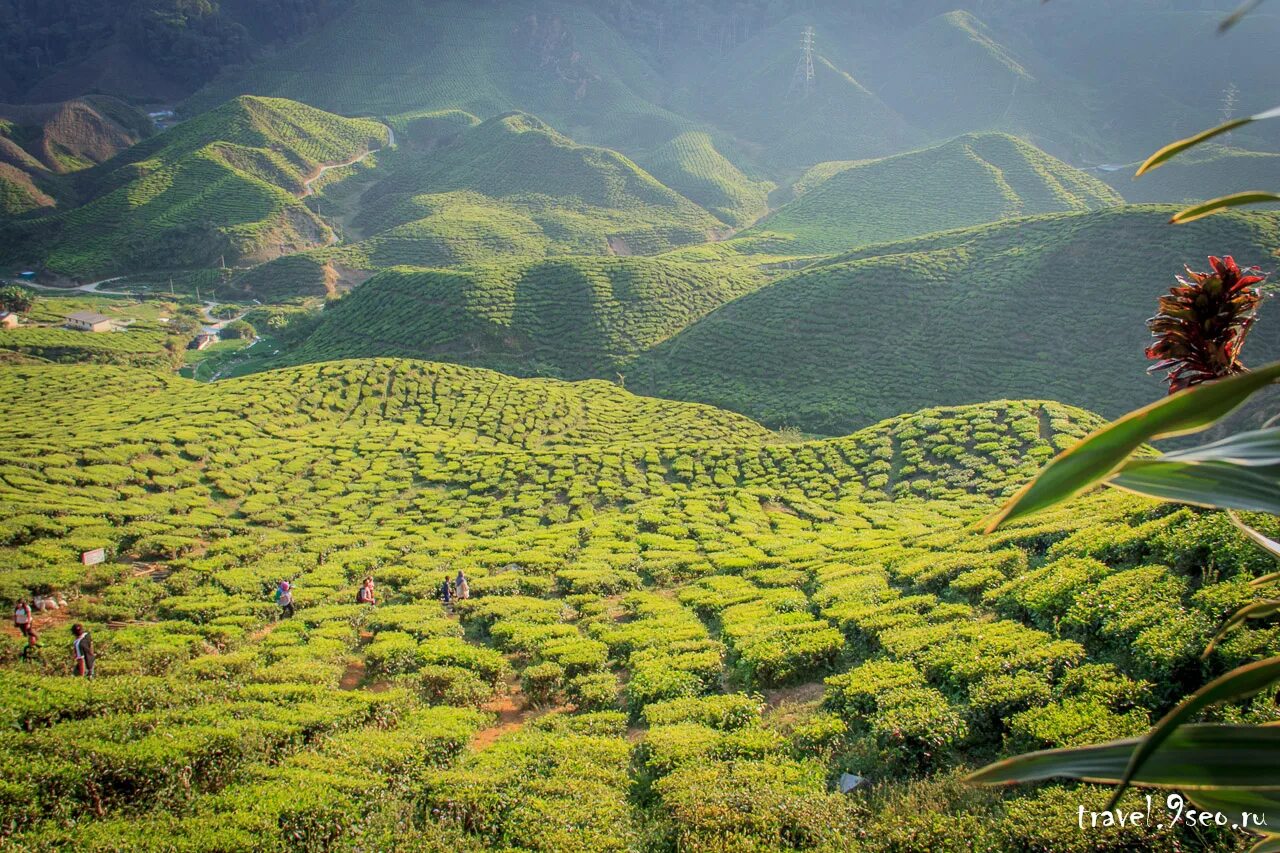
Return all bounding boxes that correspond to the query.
[12,569,476,676]
[13,599,94,677]
[269,570,470,620]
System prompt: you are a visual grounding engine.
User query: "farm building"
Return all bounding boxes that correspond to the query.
[189,332,218,351]
[66,311,113,333]
[0,312,17,329]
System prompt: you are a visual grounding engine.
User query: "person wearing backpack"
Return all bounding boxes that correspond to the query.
[13,599,32,638]
[71,624,94,678]
[277,581,295,619]
[357,577,376,605]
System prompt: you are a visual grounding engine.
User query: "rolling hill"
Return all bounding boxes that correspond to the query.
[631,206,1280,434]
[266,255,769,377]
[745,133,1122,253]
[352,112,722,254]
[0,96,152,215]
[1099,144,1280,205]
[0,96,388,279]
[224,111,731,298]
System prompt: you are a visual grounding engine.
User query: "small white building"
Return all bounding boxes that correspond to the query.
[0,312,18,329]
[66,311,113,333]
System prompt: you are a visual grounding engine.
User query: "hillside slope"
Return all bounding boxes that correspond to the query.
[0,96,152,215]
[227,111,730,298]
[0,96,388,278]
[269,255,769,377]
[632,206,1280,433]
[353,112,722,255]
[747,133,1122,253]
[1100,144,1280,205]
[695,17,924,170]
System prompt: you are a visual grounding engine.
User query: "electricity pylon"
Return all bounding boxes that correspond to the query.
[789,26,816,101]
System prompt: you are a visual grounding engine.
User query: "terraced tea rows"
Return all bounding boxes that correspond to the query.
[635,206,1280,433]
[748,133,1121,253]
[272,257,769,377]
[0,356,1271,850]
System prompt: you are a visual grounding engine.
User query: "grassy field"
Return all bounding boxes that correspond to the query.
[632,205,1280,434]
[0,356,1272,850]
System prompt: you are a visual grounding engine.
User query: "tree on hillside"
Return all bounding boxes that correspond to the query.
[0,285,33,314]
[222,319,255,340]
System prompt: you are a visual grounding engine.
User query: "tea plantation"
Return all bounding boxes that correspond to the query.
[0,97,389,279]
[745,133,1122,253]
[269,255,770,377]
[0,355,1271,850]
[634,206,1280,433]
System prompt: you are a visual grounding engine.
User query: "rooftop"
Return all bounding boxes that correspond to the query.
[67,311,113,325]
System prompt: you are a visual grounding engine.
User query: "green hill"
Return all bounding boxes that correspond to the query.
[352,112,722,254]
[632,131,773,229]
[0,96,388,279]
[1100,144,1280,205]
[632,206,1280,434]
[266,255,768,377]
[0,96,152,215]
[746,133,1122,253]
[225,111,730,299]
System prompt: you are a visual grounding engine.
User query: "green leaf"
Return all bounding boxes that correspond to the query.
[1108,428,1280,513]
[984,364,1280,532]
[1153,428,1280,467]
[1235,509,1280,585]
[1204,601,1280,657]
[1095,657,1280,809]
[967,723,1280,788]
[1171,192,1280,224]
[1137,106,1280,176]
[1110,460,1280,515]
[1250,838,1280,853]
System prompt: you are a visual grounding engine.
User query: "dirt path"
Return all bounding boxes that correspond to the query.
[762,681,825,709]
[300,124,395,200]
[339,658,367,690]
[473,674,541,749]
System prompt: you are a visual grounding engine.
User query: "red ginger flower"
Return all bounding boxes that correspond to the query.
[1146,255,1267,393]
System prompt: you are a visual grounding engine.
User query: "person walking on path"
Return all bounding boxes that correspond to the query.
[71,624,94,678]
[277,581,295,619]
[13,600,32,638]
[455,570,470,601]
[440,576,453,609]
[357,576,376,605]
